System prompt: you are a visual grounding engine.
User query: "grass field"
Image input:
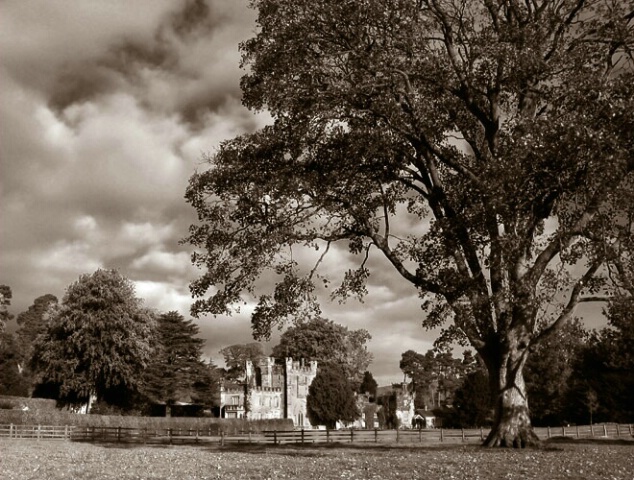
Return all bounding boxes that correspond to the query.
[1,438,632,479]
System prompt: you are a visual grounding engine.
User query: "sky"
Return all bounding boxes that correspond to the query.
[0,0,445,386]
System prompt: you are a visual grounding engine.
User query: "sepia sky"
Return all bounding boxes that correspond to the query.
[0,1,606,386]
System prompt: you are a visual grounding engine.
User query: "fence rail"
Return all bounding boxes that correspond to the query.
[1,423,632,445]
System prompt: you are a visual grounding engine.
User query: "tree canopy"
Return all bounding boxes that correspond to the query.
[219,342,266,380]
[306,365,359,429]
[359,370,378,398]
[0,285,13,334]
[185,0,634,447]
[401,348,475,410]
[15,294,58,362]
[271,317,372,389]
[142,311,216,412]
[30,269,154,409]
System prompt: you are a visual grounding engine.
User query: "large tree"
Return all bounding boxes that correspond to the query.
[185,0,634,446]
[272,317,372,389]
[30,269,154,409]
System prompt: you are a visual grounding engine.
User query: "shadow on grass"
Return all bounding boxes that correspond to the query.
[70,435,633,454]
[544,436,634,446]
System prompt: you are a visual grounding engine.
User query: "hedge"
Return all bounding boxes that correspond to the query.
[0,402,292,433]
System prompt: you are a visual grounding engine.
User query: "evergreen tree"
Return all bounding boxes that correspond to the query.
[306,365,359,429]
[142,311,216,414]
[449,367,493,428]
[358,371,378,399]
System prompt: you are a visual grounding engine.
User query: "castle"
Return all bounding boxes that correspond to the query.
[219,357,317,428]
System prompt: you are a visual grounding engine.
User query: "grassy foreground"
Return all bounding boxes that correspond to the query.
[1,438,632,479]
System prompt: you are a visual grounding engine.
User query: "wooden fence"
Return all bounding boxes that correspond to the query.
[2,423,632,445]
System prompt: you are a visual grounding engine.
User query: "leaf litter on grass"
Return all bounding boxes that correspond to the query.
[1,440,633,480]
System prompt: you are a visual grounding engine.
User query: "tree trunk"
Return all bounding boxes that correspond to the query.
[483,342,540,448]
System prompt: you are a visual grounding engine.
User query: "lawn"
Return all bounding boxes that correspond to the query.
[1,438,632,479]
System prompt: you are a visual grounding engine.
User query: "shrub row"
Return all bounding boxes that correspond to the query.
[0,408,292,433]
[0,396,57,411]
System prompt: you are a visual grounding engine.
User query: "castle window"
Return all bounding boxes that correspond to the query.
[231,396,240,405]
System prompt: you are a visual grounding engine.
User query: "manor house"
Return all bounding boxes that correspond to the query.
[219,357,317,428]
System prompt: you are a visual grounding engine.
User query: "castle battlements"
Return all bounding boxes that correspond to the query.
[221,356,318,428]
[249,386,282,393]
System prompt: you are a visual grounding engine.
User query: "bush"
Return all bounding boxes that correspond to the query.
[0,408,292,433]
[0,395,57,411]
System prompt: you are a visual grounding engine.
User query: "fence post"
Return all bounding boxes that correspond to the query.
[273,430,278,445]
[629,424,633,436]
[301,429,304,444]
[65,425,68,439]
[396,428,399,443]
[440,428,443,442]
[547,426,551,438]
[350,429,354,443]
[576,425,579,438]
[562,426,565,437]
[248,429,252,444]
[461,429,465,442]
[590,424,594,436]
[37,425,41,441]
[10,424,13,438]
[603,425,607,437]
[616,424,620,437]
[419,428,422,443]
[117,426,121,443]
[326,428,330,443]
[480,427,484,441]
[374,428,378,443]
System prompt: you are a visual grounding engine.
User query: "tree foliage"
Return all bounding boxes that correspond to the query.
[376,391,400,429]
[564,298,634,424]
[15,294,58,364]
[142,311,217,410]
[306,365,359,429]
[185,0,634,446]
[219,342,265,380]
[0,285,13,334]
[359,370,378,398]
[272,317,372,389]
[447,365,493,428]
[401,348,475,409]
[524,318,588,426]
[30,269,154,409]
[0,332,30,396]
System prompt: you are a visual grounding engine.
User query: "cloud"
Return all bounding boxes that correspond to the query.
[0,0,450,386]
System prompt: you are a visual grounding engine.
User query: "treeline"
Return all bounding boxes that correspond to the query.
[0,270,219,416]
[400,306,634,427]
[0,271,375,426]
